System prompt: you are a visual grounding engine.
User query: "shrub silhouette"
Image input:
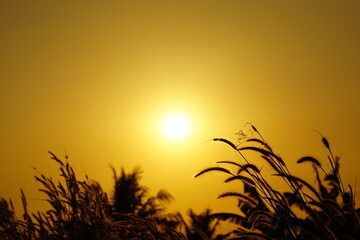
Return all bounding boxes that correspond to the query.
[195,124,360,240]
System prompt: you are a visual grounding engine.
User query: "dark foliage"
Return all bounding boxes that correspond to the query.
[0,152,185,240]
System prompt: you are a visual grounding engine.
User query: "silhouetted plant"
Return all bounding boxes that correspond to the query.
[110,165,180,233]
[0,152,186,240]
[114,213,186,240]
[0,196,27,240]
[0,152,115,239]
[178,208,231,240]
[196,123,360,240]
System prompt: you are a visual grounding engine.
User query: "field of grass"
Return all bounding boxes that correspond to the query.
[1,125,359,239]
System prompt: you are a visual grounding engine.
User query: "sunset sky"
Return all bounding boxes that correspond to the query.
[1,0,359,223]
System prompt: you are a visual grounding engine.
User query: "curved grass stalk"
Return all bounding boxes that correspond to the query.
[194,167,234,178]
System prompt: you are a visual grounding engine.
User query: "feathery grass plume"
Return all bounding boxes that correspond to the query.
[214,137,250,163]
[312,131,330,149]
[252,218,275,232]
[322,136,330,149]
[224,175,256,188]
[247,123,267,144]
[297,156,321,167]
[194,167,233,178]
[236,163,260,174]
[237,146,285,166]
[246,138,273,152]
[217,192,257,208]
[246,208,275,224]
[217,160,242,168]
[245,208,282,236]
[48,151,64,166]
[213,138,238,151]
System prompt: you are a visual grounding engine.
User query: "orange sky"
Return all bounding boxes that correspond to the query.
[1,0,359,224]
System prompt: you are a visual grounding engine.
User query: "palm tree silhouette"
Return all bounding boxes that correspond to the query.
[110,166,178,228]
[178,208,231,240]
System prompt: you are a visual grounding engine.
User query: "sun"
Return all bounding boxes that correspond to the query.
[163,114,190,139]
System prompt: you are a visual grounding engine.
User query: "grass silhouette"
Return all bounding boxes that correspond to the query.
[0,152,185,240]
[1,125,359,239]
[195,124,360,239]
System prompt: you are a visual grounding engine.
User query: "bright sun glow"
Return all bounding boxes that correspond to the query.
[163,114,190,139]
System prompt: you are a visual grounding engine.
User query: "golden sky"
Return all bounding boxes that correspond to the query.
[1,0,359,221]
